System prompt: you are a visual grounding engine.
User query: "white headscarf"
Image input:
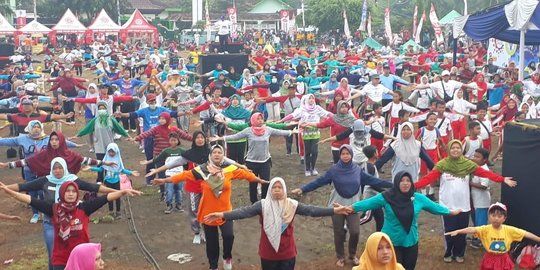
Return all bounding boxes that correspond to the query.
[262,177,298,252]
[390,122,421,166]
[85,83,99,115]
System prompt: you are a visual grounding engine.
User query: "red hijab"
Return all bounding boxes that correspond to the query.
[27,131,84,177]
[328,90,345,114]
[53,181,80,241]
[154,112,180,140]
[250,112,266,136]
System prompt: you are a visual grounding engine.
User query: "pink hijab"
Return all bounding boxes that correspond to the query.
[65,243,101,270]
[250,112,266,136]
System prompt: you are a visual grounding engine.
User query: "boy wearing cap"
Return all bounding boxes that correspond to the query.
[445,202,540,269]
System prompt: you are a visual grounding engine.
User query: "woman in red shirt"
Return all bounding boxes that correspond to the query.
[0,178,141,269]
[204,177,350,270]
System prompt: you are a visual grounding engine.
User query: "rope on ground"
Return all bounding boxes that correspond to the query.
[124,196,162,270]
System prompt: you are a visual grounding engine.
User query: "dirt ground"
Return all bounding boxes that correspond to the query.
[0,66,502,270]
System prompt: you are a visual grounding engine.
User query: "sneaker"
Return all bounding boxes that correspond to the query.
[443,256,453,263]
[286,152,291,156]
[193,234,201,244]
[115,211,122,219]
[160,192,165,202]
[335,258,345,267]
[175,204,184,213]
[311,169,319,176]
[470,239,482,249]
[138,145,144,150]
[350,256,359,266]
[257,184,262,195]
[455,257,464,263]
[200,231,206,242]
[164,204,173,214]
[89,148,94,153]
[114,134,122,140]
[223,258,233,270]
[130,129,137,133]
[300,157,304,165]
[305,170,311,176]
[30,213,39,224]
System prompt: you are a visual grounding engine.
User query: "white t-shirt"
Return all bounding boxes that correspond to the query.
[9,55,24,63]
[418,127,439,150]
[463,136,482,159]
[436,117,452,137]
[215,20,232,35]
[471,117,493,140]
[468,164,491,208]
[382,101,420,118]
[439,172,471,211]
[359,84,392,103]
[369,116,385,134]
[429,80,463,99]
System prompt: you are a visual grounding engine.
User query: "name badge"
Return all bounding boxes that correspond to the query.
[48,186,56,191]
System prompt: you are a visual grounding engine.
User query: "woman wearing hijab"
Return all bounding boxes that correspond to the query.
[291,145,393,267]
[375,122,435,181]
[353,232,405,270]
[0,176,140,269]
[349,171,460,270]
[326,90,345,114]
[213,112,297,203]
[445,89,477,140]
[153,144,269,270]
[304,100,357,163]
[1,131,114,177]
[2,157,117,269]
[82,83,98,152]
[203,177,351,270]
[76,101,129,183]
[83,143,139,218]
[65,243,104,270]
[219,94,251,163]
[280,94,332,176]
[414,140,517,263]
[407,75,433,111]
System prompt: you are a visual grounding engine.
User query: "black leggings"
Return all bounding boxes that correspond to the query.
[285,133,299,154]
[246,160,271,203]
[218,34,229,52]
[261,257,296,270]
[443,212,470,258]
[303,139,319,171]
[332,149,340,164]
[105,181,121,212]
[227,142,246,164]
[203,221,234,269]
[120,101,137,130]
[395,244,419,270]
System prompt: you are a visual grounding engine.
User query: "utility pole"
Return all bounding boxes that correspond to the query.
[33,0,37,19]
[117,0,121,25]
[301,0,305,29]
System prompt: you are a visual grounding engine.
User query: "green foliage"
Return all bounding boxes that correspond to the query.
[17,0,132,23]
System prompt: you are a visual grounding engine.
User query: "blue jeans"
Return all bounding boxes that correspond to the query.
[144,137,154,185]
[43,215,54,270]
[23,167,42,215]
[166,182,184,205]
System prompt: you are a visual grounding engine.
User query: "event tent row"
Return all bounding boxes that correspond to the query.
[0,8,158,46]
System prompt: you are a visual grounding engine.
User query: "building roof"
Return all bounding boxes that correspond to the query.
[128,0,167,13]
[169,12,280,22]
[249,0,293,14]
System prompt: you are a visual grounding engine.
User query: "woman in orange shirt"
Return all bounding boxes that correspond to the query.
[153,144,268,270]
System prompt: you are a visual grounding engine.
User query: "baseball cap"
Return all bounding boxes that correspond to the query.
[371,74,380,79]
[146,94,157,102]
[488,202,507,213]
[168,70,180,76]
[442,70,450,76]
[21,99,33,105]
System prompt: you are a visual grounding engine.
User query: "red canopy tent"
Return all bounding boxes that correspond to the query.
[120,9,159,46]
[52,9,87,47]
[87,9,121,44]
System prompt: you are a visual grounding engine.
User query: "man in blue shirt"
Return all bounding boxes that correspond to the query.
[379,65,412,106]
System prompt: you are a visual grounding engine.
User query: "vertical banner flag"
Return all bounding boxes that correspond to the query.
[359,0,368,32]
[415,11,425,43]
[280,10,289,31]
[384,8,393,45]
[205,0,211,41]
[227,7,237,37]
[15,10,27,29]
[343,10,351,38]
[430,3,443,44]
[412,6,418,39]
[367,13,372,37]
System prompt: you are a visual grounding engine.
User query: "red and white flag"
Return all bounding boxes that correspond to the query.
[430,3,444,45]
[367,13,372,37]
[343,9,351,38]
[412,6,418,39]
[384,8,393,45]
[415,11,425,43]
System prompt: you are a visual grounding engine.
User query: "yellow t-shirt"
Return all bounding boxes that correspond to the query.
[476,224,526,254]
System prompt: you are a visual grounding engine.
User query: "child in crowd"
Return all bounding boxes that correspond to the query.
[468,148,491,249]
[358,145,385,232]
[83,143,139,218]
[368,103,386,156]
[462,122,483,159]
[445,202,540,269]
[382,91,420,135]
[472,103,494,151]
[415,112,441,200]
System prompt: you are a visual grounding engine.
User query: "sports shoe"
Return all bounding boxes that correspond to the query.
[30,213,39,224]
[89,148,94,153]
[223,258,233,270]
[470,238,482,249]
[300,157,304,165]
[305,170,311,176]
[455,257,464,263]
[164,204,173,214]
[130,129,137,133]
[443,256,453,263]
[175,204,184,213]
[114,134,122,140]
[193,234,201,244]
[311,169,319,176]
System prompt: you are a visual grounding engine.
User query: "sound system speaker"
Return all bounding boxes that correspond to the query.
[0,44,14,67]
[198,53,249,85]
[501,121,540,236]
[209,42,244,53]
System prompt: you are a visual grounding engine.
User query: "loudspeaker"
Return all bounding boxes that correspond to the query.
[198,53,249,84]
[501,121,540,236]
[209,42,244,53]
[0,44,14,67]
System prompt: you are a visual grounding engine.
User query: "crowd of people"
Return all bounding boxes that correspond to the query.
[0,24,539,270]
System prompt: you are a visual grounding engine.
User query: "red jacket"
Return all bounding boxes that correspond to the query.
[316,117,351,148]
[258,216,297,260]
[135,127,192,157]
[49,77,87,96]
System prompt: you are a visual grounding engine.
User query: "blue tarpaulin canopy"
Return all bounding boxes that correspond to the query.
[453,0,540,79]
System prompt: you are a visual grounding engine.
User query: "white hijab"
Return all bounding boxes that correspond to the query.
[262,177,298,252]
[390,122,421,166]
